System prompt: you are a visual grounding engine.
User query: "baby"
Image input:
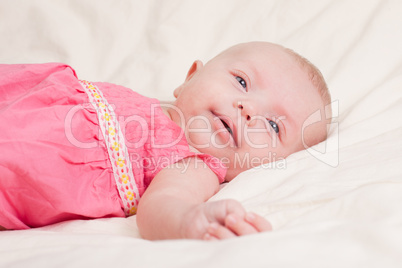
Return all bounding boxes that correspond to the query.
[0,42,331,240]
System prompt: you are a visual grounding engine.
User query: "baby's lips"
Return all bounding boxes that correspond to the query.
[222,115,238,147]
[212,113,237,147]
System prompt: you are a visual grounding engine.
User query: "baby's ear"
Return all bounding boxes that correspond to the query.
[185,60,203,82]
[174,60,204,98]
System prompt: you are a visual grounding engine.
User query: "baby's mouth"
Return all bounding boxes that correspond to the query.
[219,117,237,147]
[212,112,237,147]
[220,119,233,136]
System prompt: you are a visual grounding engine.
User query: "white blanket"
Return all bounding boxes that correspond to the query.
[1,0,402,267]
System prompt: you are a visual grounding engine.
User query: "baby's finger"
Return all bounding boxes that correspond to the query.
[206,222,237,240]
[245,212,272,232]
[224,214,258,236]
[203,233,218,241]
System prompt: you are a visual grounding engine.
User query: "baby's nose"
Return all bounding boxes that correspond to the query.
[237,101,258,127]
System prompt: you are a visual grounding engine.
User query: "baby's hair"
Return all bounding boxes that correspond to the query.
[282,47,332,120]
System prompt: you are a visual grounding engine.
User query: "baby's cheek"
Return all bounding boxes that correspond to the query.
[185,118,212,147]
[242,130,278,150]
[301,122,327,149]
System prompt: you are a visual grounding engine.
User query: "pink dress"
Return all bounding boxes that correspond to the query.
[0,63,226,229]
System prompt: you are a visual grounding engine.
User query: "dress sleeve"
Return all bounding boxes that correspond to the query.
[186,153,227,183]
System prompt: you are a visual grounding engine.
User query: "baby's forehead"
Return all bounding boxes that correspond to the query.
[225,42,284,54]
[217,44,302,77]
[219,43,285,61]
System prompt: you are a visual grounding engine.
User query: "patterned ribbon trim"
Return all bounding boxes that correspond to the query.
[79,80,139,216]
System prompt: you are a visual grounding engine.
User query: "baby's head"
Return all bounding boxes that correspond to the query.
[169,41,331,181]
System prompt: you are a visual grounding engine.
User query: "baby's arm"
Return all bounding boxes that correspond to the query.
[136,157,271,240]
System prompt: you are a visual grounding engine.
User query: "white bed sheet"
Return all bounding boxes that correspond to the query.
[1,0,402,267]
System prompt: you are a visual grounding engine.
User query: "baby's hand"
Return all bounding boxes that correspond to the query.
[182,199,272,240]
[205,210,272,240]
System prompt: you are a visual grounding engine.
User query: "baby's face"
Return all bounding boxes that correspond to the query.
[170,42,327,181]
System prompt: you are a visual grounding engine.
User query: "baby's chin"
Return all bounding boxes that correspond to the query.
[223,161,265,182]
[222,149,303,182]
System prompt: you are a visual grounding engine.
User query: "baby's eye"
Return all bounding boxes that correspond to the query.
[268,120,279,134]
[236,76,247,89]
